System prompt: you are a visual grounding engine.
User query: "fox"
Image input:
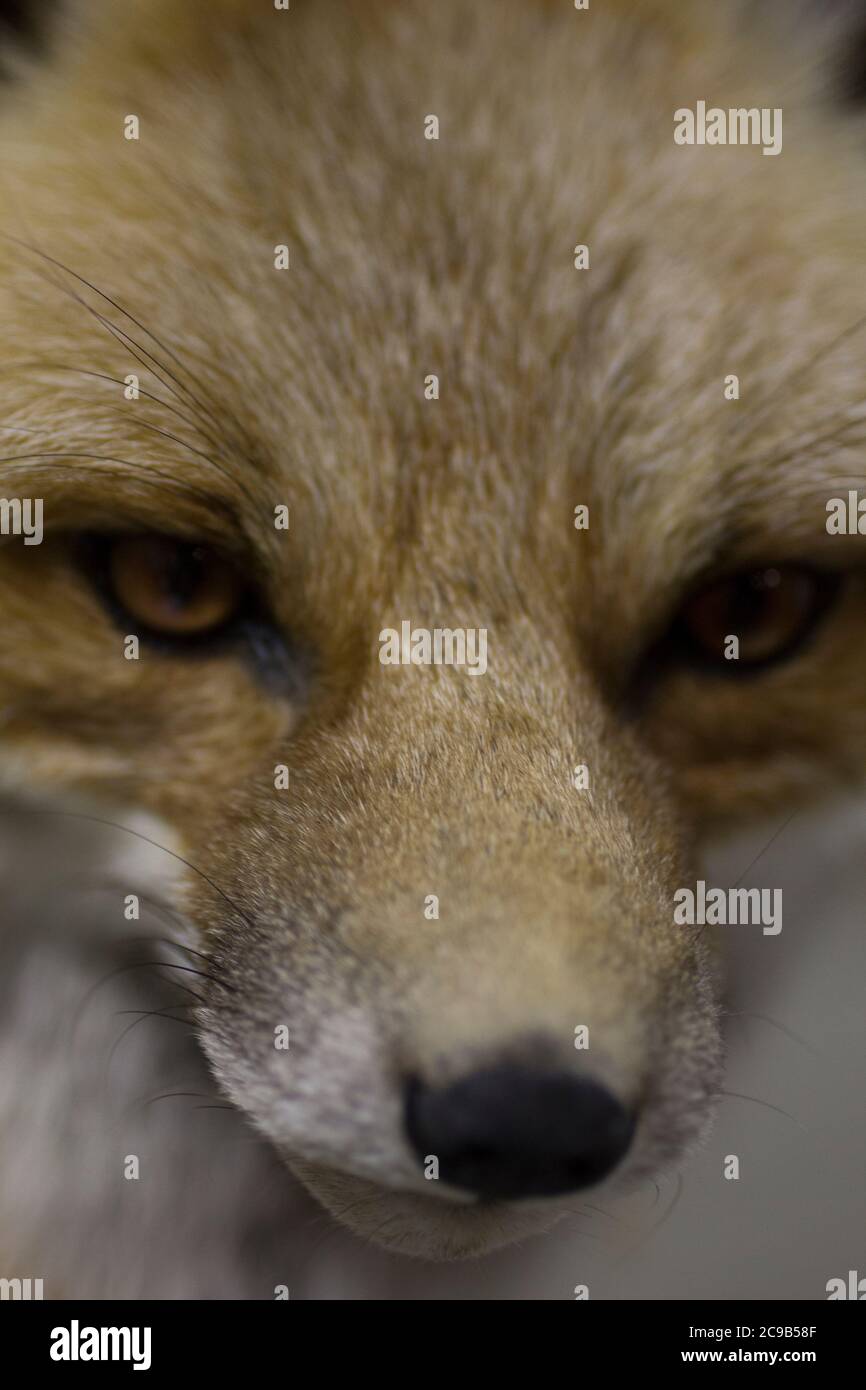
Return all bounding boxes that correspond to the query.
[0,0,865,1297]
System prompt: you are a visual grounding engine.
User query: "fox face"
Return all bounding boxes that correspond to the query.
[1,0,865,1263]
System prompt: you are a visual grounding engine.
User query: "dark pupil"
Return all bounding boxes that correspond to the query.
[728,572,777,631]
[159,542,208,608]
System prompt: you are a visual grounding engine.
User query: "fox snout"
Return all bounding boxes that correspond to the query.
[194,655,722,1258]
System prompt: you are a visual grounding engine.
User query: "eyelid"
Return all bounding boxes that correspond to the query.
[14,469,253,562]
[67,518,270,584]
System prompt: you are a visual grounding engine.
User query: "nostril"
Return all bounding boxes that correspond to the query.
[404,1064,634,1201]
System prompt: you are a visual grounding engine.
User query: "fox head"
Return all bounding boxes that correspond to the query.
[1,0,865,1260]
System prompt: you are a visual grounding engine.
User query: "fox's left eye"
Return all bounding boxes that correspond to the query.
[95,534,246,639]
[673,565,838,671]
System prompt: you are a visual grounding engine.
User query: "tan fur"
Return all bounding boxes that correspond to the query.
[1,0,865,1273]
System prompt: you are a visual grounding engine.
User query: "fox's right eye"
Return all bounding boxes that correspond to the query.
[82,534,247,641]
[671,564,839,673]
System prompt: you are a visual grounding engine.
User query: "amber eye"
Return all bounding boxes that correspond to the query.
[104,534,245,638]
[675,565,836,670]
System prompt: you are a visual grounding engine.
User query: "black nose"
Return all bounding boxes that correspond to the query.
[405,1065,634,1200]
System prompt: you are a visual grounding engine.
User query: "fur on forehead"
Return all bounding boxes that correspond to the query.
[2,0,866,627]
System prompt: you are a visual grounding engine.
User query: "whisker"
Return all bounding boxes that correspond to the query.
[28,261,228,453]
[730,809,800,889]
[0,806,257,932]
[611,1172,685,1269]
[739,408,866,478]
[116,1088,230,1128]
[100,408,260,508]
[125,933,231,978]
[652,1171,685,1238]
[71,960,206,1037]
[2,233,243,450]
[63,899,235,993]
[0,450,235,516]
[1,230,220,443]
[582,1201,629,1227]
[104,1009,198,1090]
[718,1089,805,1128]
[724,1010,820,1057]
[115,1006,197,1022]
[1,361,228,453]
[142,1090,221,1108]
[52,873,232,985]
[138,960,223,994]
[698,808,800,942]
[730,310,866,444]
[62,876,203,946]
[555,1213,607,1242]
